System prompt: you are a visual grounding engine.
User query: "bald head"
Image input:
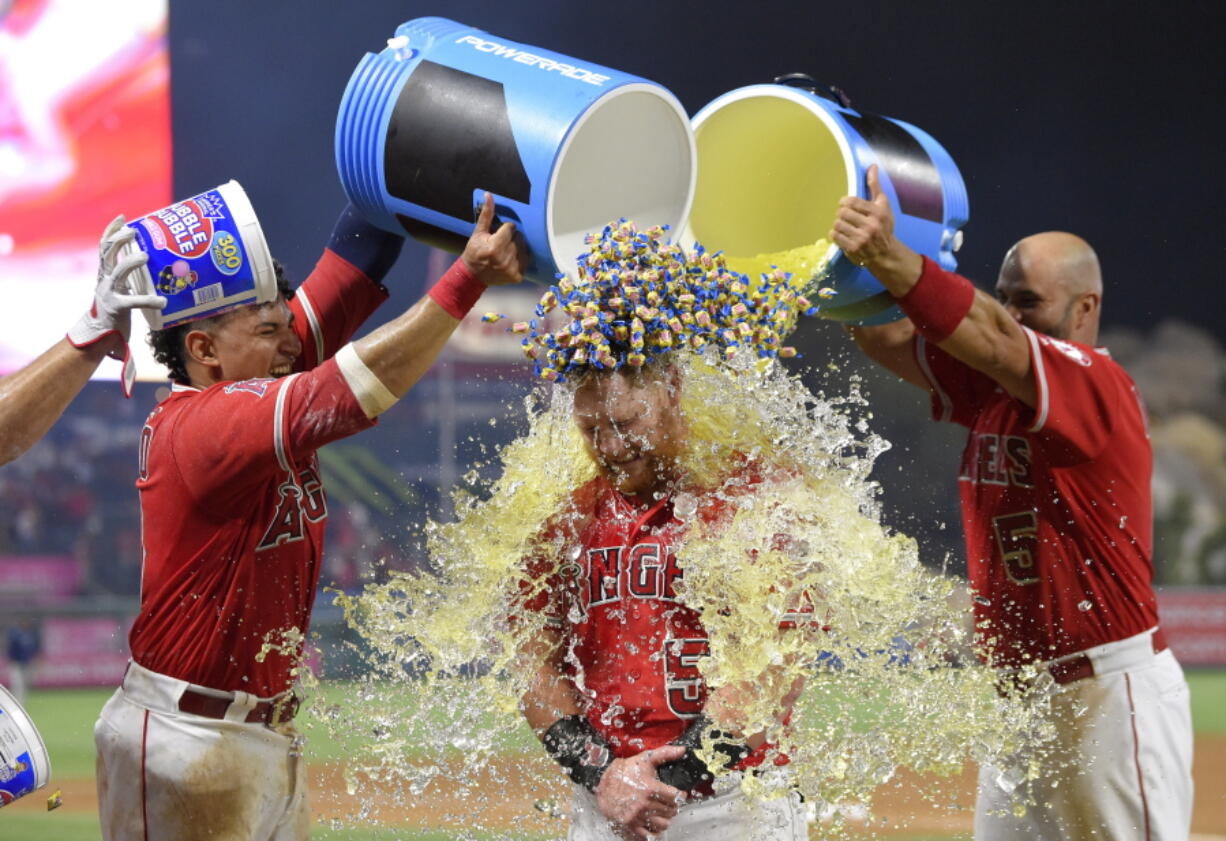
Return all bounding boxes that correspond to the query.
[996,232,1103,345]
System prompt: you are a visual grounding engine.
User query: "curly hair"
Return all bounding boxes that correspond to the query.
[148,260,294,385]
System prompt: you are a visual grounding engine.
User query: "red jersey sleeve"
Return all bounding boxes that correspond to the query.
[290,249,391,370]
[914,336,1001,427]
[1023,328,1139,465]
[167,358,375,514]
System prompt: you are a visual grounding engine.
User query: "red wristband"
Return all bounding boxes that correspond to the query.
[428,259,485,319]
[896,257,976,344]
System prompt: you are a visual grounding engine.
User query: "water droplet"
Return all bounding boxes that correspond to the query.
[974,595,991,606]
[1118,516,1128,528]
[1084,557,1093,566]
[1077,600,1092,612]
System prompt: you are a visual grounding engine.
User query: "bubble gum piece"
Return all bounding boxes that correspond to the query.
[481,312,504,323]
[690,334,706,349]
[796,296,812,309]
[614,325,629,341]
[634,304,652,320]
[668,317,683,333]
[656,330,673,347]
[724,346,739,359]
[608,297,624,311]
[780,346,798,358]
[737,322,754,338]
[539,368,560,381]
[522,342,540,359]
[695,311,712,328]
[581,316,599,329]
[818,287,837,299]
[730,303,748,318]
[46,789,62,811]
[573,347,589,364]
[627,353,646,367]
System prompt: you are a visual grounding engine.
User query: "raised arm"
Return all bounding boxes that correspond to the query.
[334,193,527,416]
[831,165,1036,407]
[1,217,164,465]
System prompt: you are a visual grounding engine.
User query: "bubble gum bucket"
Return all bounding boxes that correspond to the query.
[0,684,50,808]
[681,77,969,324]
[124,180,277,330]
[335,17,695,284]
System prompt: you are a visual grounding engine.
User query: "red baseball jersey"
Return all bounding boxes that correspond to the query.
[129,249,386,697]
[524,472,807,766]
[916,325,1158,665]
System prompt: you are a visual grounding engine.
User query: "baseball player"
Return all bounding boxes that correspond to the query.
[518,362,809,841]
[93,194,526,841]
[0,215,164,466]
[830,165,1193,839]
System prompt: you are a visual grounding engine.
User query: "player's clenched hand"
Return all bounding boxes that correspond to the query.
[829,164,898,267]
[829,165,922,289]
[461,192,528,287]
[594,746,686,839]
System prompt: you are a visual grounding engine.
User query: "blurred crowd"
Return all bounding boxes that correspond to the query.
[1,318,1222,611]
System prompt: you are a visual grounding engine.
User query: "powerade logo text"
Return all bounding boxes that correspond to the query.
[145,199,215,259]
[454,35,611,86]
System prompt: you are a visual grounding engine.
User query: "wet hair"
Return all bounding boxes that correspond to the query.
[148,259,293,385]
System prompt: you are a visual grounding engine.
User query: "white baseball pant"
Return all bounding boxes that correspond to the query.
[569,779,808,841]
[975,628,1193,841]
[94,661,309,841]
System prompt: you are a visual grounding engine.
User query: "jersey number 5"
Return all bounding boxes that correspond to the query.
[992,510,1040,585]
[664,638,709,719]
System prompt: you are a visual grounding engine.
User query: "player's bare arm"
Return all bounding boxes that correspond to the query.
[844,319,927,390]
[346,192,527,401]
[832,165,1037,407]
[0,340,109,466]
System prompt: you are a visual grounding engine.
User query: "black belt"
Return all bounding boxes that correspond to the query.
[1047,629,1168,685]
[177,687,300,726]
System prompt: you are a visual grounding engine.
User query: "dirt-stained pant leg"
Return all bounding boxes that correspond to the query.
[974,650,1192,841]
[569,783,808,841]
[95,687,308,841]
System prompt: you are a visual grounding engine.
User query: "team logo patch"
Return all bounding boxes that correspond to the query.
[1042,336,1093,367]
[224,378,274,398]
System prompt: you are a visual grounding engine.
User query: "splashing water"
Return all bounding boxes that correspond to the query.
[323,348,1055,837]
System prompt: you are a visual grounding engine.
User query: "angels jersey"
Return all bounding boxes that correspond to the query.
[129,248,387,697]
[917,320,1158,666]
[524,473,802,768]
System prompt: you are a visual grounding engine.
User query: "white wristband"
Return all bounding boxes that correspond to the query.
[336,343,398,418]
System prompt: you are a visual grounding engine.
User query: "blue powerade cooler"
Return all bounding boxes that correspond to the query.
[335,17,695,285]
[680,76,969,324]
[337,22,969,324]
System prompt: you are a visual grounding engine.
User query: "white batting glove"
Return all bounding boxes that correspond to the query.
[66,215,167,396]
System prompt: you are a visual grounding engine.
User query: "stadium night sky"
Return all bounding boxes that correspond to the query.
[169,0,1224,338]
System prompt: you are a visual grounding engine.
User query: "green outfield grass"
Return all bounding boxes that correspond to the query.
[5,669,1222,840]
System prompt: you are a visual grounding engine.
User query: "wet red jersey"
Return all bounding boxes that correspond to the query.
[129,249,386,696]
[917,324,1158,665]
[524,472,808,766]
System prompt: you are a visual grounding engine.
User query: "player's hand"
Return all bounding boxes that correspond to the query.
[461,192,528,287]
[67,215,166,352]
[829,164,922,288]
[594,746,686,839]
